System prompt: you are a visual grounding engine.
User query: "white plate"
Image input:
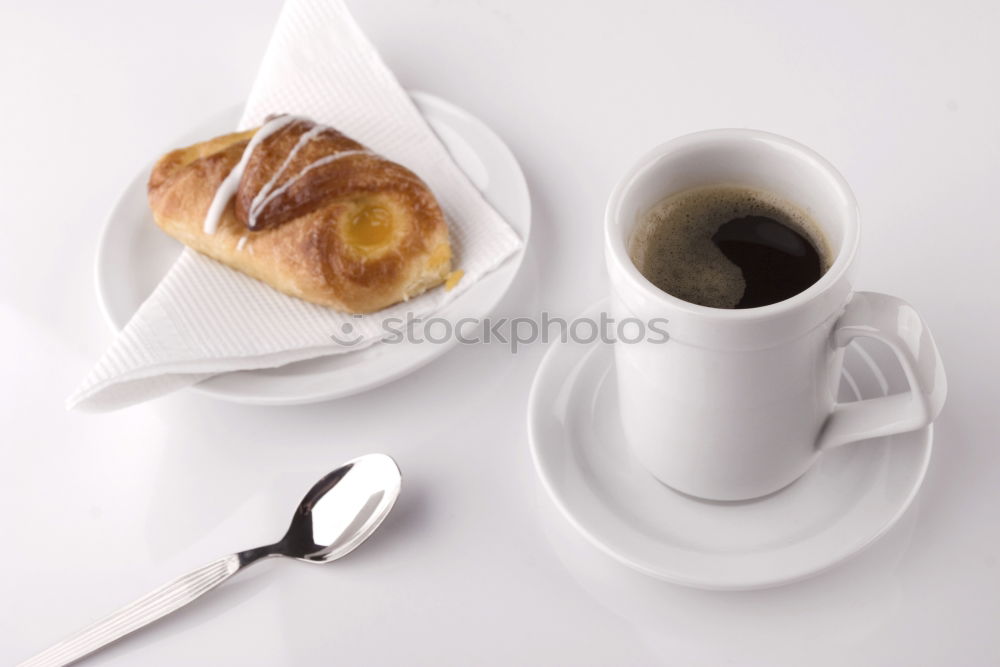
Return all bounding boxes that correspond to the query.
[95,92,530,405]
[528,299,932,590]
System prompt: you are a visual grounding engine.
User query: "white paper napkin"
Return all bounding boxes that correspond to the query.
[68,0,522,411]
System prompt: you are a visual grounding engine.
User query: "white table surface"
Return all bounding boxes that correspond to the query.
[2,1,999,664]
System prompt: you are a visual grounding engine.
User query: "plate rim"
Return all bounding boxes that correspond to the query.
[527,298,933,591]
[94,90,531,405]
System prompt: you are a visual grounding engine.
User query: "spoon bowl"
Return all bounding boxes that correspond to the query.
[278,453,402,563]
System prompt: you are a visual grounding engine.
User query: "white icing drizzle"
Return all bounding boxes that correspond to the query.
[201,114,374,235]
[236,234,249,251]
[246,124,325,229]
[247,149,371,228]
[201,115,302,234]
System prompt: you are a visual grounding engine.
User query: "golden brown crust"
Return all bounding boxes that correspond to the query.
[147,118,451,313]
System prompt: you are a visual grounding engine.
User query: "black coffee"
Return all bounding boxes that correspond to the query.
[629,185,830,309]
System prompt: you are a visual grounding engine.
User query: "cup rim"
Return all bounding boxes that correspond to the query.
[604,128,860,320]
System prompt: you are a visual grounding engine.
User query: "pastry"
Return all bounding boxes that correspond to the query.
[147,115,452,313]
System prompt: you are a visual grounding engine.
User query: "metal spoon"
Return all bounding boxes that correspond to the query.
[20,453,402,667]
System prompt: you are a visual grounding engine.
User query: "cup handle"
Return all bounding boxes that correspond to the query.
[817,291,947,450]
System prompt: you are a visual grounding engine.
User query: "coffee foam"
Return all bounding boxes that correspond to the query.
[629,185,831,309]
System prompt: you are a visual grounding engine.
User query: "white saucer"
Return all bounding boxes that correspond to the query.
[528,299,932,590]
[95,91,531,405]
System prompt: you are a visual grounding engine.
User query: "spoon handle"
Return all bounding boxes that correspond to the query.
[20,554,245,667]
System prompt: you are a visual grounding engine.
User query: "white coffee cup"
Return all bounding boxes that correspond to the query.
[605,129,947,501]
